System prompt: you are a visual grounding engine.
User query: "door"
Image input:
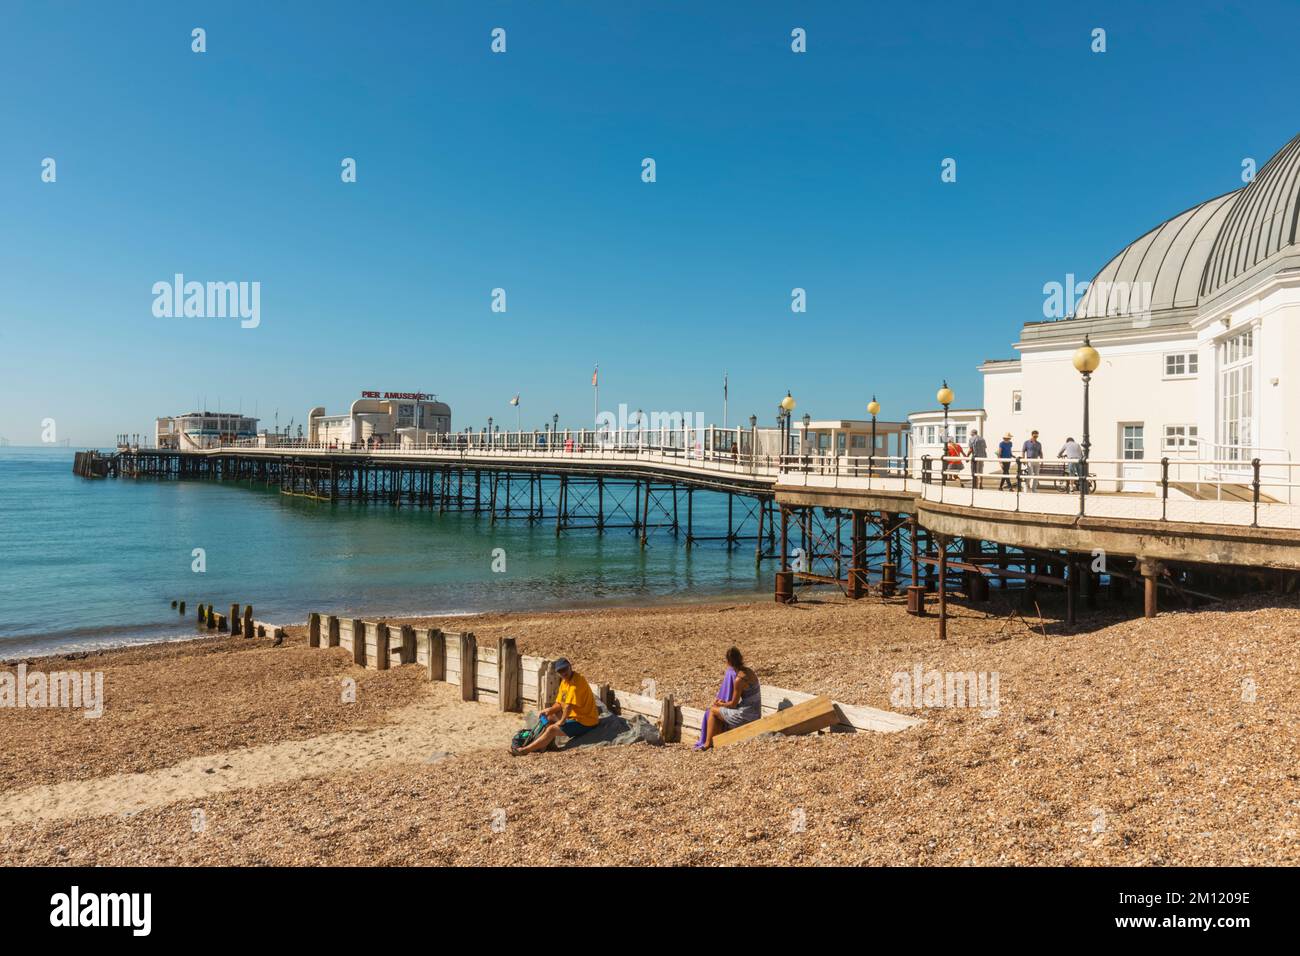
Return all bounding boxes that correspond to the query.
[1119,423,1145,491]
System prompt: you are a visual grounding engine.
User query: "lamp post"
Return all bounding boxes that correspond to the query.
[487,416,493,448]
[1073,334,1101,514]
[779,391,796,459]
[936,381,954,480]
[867,396,880,476]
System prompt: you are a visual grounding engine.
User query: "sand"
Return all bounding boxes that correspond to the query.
[0,683,523,828]
[2,587,1298,865]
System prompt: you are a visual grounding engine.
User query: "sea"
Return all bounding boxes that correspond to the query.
[0,447,769,659]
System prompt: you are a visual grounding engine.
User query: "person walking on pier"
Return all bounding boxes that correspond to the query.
[1058,436,1083,491]
[967,430,987,489]
[997,432,1014,490]
[1022,430,1043,491]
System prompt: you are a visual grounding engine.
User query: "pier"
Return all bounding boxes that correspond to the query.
[83,429,1300,634]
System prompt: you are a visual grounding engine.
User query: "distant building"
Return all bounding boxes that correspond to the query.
[906,409,987,458]
[156,411,259,450]
[309,392,451,447]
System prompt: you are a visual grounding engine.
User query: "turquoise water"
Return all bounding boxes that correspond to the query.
[0,447,768,658]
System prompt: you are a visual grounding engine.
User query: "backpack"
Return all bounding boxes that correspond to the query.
[511,714,550,751]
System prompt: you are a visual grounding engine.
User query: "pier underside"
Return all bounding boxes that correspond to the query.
[85,448,1300,630]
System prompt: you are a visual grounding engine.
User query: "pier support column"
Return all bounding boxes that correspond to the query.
[1140,559,1161,618]
[775,506,794,604]
[936,534,949,640]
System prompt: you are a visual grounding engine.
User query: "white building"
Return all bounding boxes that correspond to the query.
[308,392,451,448]
[156,411,259,450]
[976,130,1300,488]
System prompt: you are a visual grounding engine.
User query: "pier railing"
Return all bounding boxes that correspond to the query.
[223,429,784,480]
[208,437,1300,530]
[917,453,1300,530]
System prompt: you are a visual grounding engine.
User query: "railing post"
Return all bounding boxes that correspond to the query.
[922,454,931,485]
[1251,457,1261,527]
[1161,457,1169,521]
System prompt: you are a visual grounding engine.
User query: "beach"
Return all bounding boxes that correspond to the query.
[1,590,1297,866]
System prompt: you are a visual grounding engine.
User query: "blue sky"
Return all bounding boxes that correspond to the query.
[1,0,1297,445]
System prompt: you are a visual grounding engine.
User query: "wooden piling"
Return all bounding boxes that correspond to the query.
[230,603,241,636]
[350,618,365,666]
[659,693,677,742]
[399,624,416,665]
[497,636,521,712]
[426,628,445,682]
[937,536,948,640]
[459,633,477,700]
[374,623,390,671]
[327,615,340,647]
[308,612,321,648]
[540,659,560,710]
[243,606,254,640]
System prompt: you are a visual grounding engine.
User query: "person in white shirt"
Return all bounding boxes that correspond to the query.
[1058,437,1083,491]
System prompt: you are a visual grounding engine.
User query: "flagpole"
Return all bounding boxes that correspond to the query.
[723,370,728,429]
[593,363,598,429]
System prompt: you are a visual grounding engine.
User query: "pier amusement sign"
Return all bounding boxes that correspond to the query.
[360,391,434,401]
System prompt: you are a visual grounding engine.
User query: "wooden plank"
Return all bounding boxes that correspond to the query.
[497,637,522,713]
[369,622,390,671]
[832,701,925,733]
[425,628,445,682]
[609,689,663,720]
[713,695,837,749]
[679,704,706,738]
[476,646,499,665]
[459,633,477,701]
[760,685,815,716]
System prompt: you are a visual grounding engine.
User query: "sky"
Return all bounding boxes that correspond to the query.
[1,0,1298,446]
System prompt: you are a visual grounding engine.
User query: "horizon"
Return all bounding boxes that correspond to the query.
[3,1,1298,445]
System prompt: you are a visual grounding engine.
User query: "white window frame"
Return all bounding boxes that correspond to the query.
[1122,424,1145,460]
[1162,423,1199,452]
[1163,351,1198,379]
[1011,389,1022,414]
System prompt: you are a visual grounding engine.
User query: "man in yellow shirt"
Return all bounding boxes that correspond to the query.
[513,658,601,755]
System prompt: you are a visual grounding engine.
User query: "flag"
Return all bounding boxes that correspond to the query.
[509,394,519,406]
[591,366,598,387]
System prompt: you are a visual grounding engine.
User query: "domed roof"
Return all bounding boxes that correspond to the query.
[1073,131,1300,321]
[1074,190,1239,319]
[1200,133,1300,299]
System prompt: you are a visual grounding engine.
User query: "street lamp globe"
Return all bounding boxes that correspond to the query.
[780,391,796,412]
[867,397,880,417]
[936,382,954,407]
[1073,335,1101,374]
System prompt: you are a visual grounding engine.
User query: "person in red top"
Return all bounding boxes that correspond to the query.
[944,438,963,482]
